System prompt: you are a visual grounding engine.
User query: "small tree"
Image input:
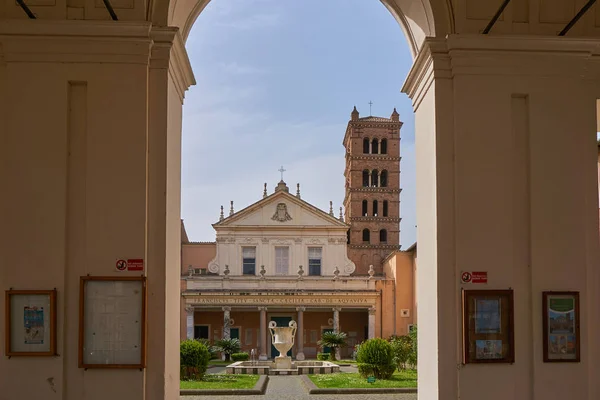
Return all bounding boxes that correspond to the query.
[214,338,241,361]
[390,335,412,371]
[408,325,417,368]
[180,339,210,381]
[317,331,347,362]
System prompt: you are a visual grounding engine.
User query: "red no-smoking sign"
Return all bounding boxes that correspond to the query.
[461,271,487,284]
[116,259,127,271]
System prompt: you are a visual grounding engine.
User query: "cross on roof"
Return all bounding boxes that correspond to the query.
[278,166,286,181]
[368,101,373,116]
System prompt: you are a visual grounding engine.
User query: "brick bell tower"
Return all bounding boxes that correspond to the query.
[343,106,402,275]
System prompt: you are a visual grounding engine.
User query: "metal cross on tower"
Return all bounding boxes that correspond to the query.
[368,100,373,116]
[278,165,286,181]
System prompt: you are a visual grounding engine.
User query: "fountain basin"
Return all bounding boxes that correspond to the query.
[225,360,340,375]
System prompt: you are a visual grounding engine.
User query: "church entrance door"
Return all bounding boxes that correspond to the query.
[270,316,293,358]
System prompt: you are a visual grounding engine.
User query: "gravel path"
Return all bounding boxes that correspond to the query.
[182,375,418,400]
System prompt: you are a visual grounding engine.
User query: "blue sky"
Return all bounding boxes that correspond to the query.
[181,0,417,248]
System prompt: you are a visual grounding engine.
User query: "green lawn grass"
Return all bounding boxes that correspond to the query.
[309,369,417,389]
[180,374,260,390]
[334,359,358,365]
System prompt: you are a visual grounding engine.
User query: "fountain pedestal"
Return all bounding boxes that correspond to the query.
[269,320,297,370]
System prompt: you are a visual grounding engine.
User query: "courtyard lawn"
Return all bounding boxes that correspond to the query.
[309,369,417,389]
[208,360,234,366]
[180,374,260,390]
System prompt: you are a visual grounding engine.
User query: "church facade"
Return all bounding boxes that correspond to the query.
[180,108,416,359]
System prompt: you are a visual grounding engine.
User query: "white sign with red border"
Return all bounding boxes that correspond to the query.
[116,259,127,271]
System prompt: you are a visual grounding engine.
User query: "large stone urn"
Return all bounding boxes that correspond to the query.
[268,320,297,369]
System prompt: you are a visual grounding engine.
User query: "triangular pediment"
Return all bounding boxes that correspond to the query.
[213,190,348,229]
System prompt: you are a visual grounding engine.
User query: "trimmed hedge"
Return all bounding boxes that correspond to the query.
[356,338,396,379]
[231,352,249,361]
[180,339,210,380]
[317,352,330,361]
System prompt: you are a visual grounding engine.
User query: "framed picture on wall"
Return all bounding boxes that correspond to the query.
[462,289,514,364]
[542,291,580,363]
[5,289,57,356]
[79,276,147,369]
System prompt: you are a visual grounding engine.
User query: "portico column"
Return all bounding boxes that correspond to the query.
[222,306,231,340]
[258,307,268,360]
[332,307,341,359]
[296,307,305,361]
[367,307,375,339]
[185,307,195,340]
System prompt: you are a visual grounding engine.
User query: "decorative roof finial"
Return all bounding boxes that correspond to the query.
[329,201,334,216]
[351,105,359,121]
[219,205,224,221]
[391,107,399,121]
[229,201,234,216]
[296,183,301,199]
[339,207,344,222]
[263,183,267,198]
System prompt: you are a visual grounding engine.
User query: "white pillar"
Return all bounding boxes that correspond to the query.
[222,306,231,340]
[185,307,194,340]
[258,307,268,360]
[296,307,305,361]
[403,36,600,400]
[367,307,376,339]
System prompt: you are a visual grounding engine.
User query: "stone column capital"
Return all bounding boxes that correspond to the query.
[258,306,268,312]
[185,306,195,313]
[296,306,306,312]
[368,306,376,315]
[332,307,342,312]
[222,306,231,312]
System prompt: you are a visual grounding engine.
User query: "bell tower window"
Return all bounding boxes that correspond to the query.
[380,170,388,187]
[380,229,388,243]
[381,139,387,154]
[362,229,370,243]
[383,200,389,217]
[373,200,378,216]
[371,139,379,154]
[362,170,370,187]
[371,170,379,187]
[362,200,368,216]
[363,138,370,154]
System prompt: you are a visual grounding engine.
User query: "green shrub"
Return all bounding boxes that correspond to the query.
[408,326,418,368]
[356,338,395,379]
[180,339,210,380]
[195,338,219,360]
[231,352,249,361]
[390,335,412,371]
[317,352,330,361]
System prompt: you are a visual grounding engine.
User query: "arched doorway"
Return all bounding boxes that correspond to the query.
[1,1,600,400]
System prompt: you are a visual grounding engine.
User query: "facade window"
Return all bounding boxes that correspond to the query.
[362,229,370,243]
[380,229,388,243]
[308,247,322,276]
[371,139,379,154]
[362,200,368,216]
[381,170,388,187]
[371,169,379,187]
[362,170,370,187]
[194,325,209,340]
[275,246,289,275]
[373,200,378,216]
[383,200,389,217]
[381,139,387,154]
[363,138,370,154]
[242,246,256,275]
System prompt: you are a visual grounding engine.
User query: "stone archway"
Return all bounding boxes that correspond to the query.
[1,1,600,400]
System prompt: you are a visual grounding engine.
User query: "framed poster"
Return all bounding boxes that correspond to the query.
[543,291,580,363]
[5,289,57,356]
[79,276,147,369]
[463,289,514,364]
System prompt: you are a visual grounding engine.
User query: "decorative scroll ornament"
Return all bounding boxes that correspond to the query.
[344,262,356,274]
[271,203,292,222]
[208,262,220,274]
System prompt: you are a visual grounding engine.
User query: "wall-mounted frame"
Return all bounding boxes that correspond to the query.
[5,289,57,357]
[462,289,514,364]
[542,291,580,363]
[79,276,147,369]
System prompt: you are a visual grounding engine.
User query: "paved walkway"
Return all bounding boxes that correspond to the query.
[182,375,417,400]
